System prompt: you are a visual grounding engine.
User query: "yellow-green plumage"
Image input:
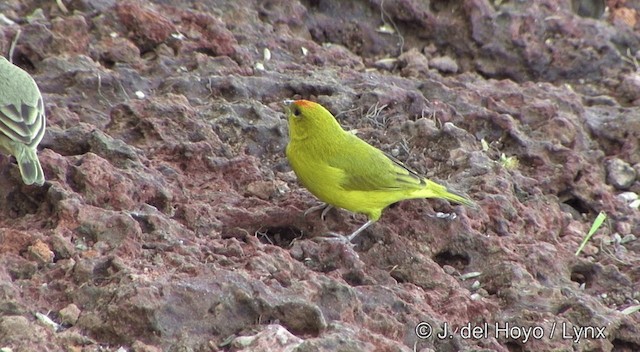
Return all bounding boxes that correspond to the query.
[285,99,473,242]
[0,56,46,186]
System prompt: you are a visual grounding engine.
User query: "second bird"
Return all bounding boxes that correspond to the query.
[284,99,473,243]
[0,56,46,186]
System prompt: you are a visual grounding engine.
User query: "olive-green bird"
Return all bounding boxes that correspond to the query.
[0,56,46,186]
[284,99,473,242]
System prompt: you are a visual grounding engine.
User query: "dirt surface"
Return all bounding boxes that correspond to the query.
[0,0,639,351]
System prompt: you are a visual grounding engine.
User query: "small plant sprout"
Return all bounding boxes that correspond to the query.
[621,305,640,315]
[499,153,519,170]
[481,138,490,152]
[575,211,607,256]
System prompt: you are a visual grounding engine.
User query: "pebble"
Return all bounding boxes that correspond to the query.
[606,158,636,190]
[430,56,459,73]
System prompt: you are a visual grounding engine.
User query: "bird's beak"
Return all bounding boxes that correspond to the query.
[282,99,294,116]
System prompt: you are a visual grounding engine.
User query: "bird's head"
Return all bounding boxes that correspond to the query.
[283,99,342,141]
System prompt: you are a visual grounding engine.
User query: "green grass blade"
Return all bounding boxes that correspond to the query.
[575,211,607,256]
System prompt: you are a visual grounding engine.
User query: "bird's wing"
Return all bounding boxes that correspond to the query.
[327,135,426,192]
[0,101,45,146]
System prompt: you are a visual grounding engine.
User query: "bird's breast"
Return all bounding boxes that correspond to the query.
[287,141,346,198]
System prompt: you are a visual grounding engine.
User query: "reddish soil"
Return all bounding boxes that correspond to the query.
[0,0,639,351]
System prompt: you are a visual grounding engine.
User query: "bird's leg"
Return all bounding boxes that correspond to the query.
[304,203,334,221]
[312,219,374,245]
[320,204,333,220]
[316,219,375,244]
[346,219,374,242]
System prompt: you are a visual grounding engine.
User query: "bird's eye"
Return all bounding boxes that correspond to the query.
[293,107,301,116]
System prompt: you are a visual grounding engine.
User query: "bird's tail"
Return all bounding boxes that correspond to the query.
[15,144,44,186]
[415,180,475,207]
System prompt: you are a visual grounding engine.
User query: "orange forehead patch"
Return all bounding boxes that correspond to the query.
[294,99,316,108]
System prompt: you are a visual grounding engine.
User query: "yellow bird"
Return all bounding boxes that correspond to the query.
[284,99,473,242]
[0,56,46,186]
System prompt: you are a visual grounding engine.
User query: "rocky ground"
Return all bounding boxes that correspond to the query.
[0,0,639,351]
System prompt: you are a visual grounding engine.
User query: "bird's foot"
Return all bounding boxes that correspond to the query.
[304,203,334,221]
[313,232,355,246]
